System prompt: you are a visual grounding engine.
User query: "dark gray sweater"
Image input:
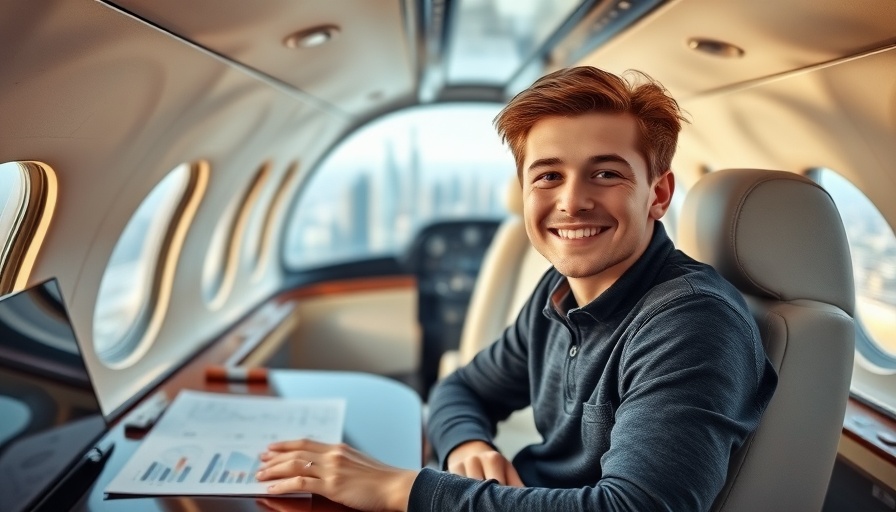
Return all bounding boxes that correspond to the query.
[409,223,778,511]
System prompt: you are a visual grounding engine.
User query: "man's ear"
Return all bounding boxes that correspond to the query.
[649,170,675,220]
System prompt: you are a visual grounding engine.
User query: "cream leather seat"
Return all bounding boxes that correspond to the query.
[440,168,854,511]
[437,178,550,457]
[678,168,855,512]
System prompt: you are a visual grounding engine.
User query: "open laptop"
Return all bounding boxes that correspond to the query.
[0,277,112,512]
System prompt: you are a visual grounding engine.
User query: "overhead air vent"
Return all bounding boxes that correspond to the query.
[283,24,340,49]
[686,37,745,58]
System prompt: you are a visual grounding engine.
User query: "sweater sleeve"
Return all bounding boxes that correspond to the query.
[411,291,776,512]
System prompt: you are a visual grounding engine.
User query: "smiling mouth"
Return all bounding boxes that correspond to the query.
[552,227,607,240]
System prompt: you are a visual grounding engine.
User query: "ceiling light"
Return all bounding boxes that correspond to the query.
[284,25,340,49]
[686,37,745,58]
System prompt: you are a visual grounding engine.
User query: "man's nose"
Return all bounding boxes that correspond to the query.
[557,180,594,213]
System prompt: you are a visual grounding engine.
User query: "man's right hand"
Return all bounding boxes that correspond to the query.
[445,440,524,487]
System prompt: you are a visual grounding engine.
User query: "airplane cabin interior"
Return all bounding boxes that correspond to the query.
[1,0,895,510]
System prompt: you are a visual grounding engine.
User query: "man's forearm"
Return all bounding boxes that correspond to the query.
[426,372,497,466]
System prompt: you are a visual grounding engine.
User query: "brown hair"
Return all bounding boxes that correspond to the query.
[494,66,688,182]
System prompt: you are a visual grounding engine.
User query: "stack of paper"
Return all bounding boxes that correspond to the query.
[106,390,345,497]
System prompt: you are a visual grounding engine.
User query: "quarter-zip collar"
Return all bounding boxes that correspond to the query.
[544,222,675,323]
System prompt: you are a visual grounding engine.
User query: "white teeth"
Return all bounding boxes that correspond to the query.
[557,227,599,239]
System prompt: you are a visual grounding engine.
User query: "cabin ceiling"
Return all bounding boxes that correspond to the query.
[96,0,658,117]
[566,0,896,113]
[100,0,896,120]
[105,0,419,118]
[90,0,896,219]
[574,0,896,100]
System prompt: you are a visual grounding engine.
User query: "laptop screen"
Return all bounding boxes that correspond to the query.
[0,278,108,512]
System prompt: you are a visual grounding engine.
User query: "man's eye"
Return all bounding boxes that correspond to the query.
[594,170,621,179]
[537,172,562,182]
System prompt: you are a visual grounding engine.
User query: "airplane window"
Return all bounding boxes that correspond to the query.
[93,164,191,367]
[252,162,299,280]
[809,168,896,366]
[0,162,28,274]
[202,162,271,310]
[0,161,56,294]
[283,104,515,270]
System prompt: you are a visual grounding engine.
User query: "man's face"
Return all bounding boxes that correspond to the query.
[521,112,673,303]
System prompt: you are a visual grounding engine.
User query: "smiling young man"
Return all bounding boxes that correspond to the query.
[522,113,665,304]
[255,66,778,512]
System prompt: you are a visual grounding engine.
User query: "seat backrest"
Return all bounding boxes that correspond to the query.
[451,178,551,367]
[678,168,856,512]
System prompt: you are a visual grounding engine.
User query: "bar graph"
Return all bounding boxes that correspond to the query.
[139,446,202,483]
[199,450,261,484]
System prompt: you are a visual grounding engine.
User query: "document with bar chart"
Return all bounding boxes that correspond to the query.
[105,390,345,496]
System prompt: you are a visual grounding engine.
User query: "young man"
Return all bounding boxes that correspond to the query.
[255,66,778,512]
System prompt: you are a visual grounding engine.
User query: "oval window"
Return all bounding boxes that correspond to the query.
[93,164,191,366]
[0,161,57,293]
[809,168,896,367]
[0,162,28,279]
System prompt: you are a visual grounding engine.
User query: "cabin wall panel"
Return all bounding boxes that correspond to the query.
[676,48,896,229]
[0,0,352,415]
[288,289,420,376]
[110,0,417,116]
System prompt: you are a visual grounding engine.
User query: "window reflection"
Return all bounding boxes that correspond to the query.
[0,278,106,512]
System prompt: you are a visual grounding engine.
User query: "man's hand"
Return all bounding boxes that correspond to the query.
[256,438,419,512]
[446,440,524,487]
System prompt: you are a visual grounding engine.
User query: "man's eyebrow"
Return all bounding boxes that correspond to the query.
[588,154,633,169]
[526,157,563,173]
[526,154,633,174]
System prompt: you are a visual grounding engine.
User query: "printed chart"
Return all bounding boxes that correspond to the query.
[138,445,201,484]
[106,390,345,496]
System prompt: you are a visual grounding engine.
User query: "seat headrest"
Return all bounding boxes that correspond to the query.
[678,168,854,315]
